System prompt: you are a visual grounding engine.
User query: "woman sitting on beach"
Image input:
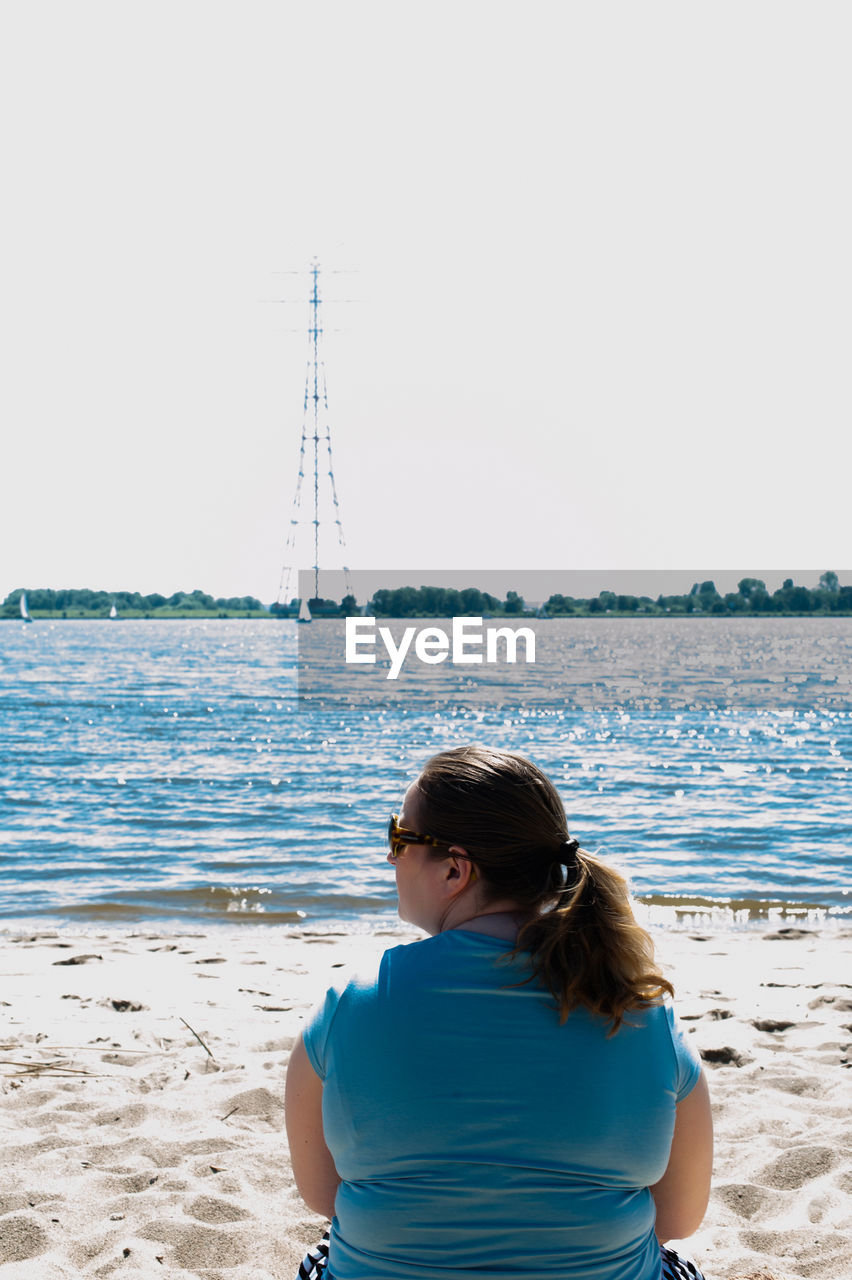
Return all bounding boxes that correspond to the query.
[286,745,713,1280]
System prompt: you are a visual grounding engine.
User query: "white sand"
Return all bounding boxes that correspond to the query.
[1,922,850,1280]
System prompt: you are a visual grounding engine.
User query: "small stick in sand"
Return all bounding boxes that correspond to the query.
[0,1058,100,1078]
[180,1017,216,1062]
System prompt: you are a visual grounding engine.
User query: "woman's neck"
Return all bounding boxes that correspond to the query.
[446,907,527,942]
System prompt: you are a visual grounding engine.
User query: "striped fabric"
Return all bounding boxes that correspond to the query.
[296,1230,707,1279]
[297,1229,330,1279]
[660,1244,706,1279]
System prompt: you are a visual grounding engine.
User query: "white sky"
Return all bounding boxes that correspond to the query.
[1,2,850,604]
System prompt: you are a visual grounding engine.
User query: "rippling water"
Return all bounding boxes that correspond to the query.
[1,619,850,930]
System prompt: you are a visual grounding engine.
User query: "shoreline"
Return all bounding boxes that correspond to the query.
[1,925,850,1279]
[1,900,848,941]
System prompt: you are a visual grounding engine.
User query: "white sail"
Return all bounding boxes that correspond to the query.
[109,603,118,619]
[20,592,32,622]
[297,598,312,624]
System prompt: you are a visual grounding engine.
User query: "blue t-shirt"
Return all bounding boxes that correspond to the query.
[302,929,702,1280]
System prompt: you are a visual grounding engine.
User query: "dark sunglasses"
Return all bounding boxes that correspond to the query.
[387,815,477,881]
[387,813,448,861]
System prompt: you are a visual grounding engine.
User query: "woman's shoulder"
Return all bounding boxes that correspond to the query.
[315,933,457,999]
[379,928,513,973]
[625,998,703,1098]
[319,930,546,1026]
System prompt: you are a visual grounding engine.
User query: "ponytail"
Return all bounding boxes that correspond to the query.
[509,848,673,1034]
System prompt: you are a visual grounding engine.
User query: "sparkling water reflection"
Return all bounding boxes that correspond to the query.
[1,619,849,928]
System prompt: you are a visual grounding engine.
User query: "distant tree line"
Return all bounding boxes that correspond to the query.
[543,574,851,616]
[284,576,852,618]
[2,588,269,619]
[269,595,360,617]
[270,587,508,618]
[367,586,505,618]
[4,574,850,620]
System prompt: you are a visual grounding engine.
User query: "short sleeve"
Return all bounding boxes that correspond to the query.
[301,981,345,1081]
[665,1003,703,1102]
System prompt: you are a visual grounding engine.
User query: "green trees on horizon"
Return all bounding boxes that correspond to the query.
[1,587,269,619]
[544,575,852,617]
[368,585,503,618]
[3,574,850,619]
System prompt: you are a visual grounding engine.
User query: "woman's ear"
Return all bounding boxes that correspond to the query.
[445,848,477,890]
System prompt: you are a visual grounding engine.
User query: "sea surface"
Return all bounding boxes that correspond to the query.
[1,618,850,932]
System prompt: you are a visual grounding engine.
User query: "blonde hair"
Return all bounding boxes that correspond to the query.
[415,745,673,1032]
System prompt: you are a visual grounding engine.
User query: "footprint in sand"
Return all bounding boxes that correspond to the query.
[0,1211,50,1263]
[762,1072,823,1097]
[137,1219,249,1268]
[699,1046,750,1067]
[762,928,813,940]
[221,1086,285,1125]
[715,1182,779,1220]
[115,1170,160,1194]
[740,1225,851,1275]
[92,1103,148,1129]
[806,1192,835,1223]
[758,1145,838,1190]
[153,1137,240,1163]
[808,993,852,1012]
[185,1193,251,1224]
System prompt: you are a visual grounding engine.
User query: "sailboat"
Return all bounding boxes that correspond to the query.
[20,592,33,623]
[297,598,312,624]
[109,602,118,620]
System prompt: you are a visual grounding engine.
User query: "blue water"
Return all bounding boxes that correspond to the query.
[1,619,850,930]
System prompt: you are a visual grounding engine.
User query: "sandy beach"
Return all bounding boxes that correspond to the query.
[1,922,850,1280]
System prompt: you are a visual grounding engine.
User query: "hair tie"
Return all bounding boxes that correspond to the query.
[559,838,580,865]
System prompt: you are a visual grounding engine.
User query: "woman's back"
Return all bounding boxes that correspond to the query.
[303,929,702,1280]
